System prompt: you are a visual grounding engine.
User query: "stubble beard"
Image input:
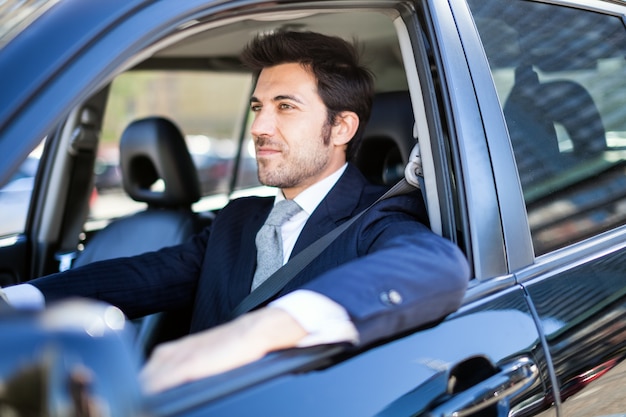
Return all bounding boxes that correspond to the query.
[256,123,332,189]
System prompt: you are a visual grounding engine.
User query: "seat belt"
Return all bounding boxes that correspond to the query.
[230,144,424,318]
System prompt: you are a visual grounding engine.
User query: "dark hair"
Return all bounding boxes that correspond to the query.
[240,31,374,161]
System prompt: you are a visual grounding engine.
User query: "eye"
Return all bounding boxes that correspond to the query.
[250,104,262,112]
[278,102,294,110]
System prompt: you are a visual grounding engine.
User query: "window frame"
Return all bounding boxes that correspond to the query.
[460,0,626,281]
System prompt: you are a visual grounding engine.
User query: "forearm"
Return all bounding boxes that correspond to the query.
[29,233,207,317]
[269,290,359,346]
[238,307,309,352]
[140,307,307,393]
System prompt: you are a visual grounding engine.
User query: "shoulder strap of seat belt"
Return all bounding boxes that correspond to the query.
[229,177,417,318]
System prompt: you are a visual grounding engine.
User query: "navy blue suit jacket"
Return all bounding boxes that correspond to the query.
[33,164,469,346]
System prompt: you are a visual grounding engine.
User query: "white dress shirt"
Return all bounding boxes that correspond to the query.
[267,163,359,346]
[3,163,359,346]
[3,283,45,310]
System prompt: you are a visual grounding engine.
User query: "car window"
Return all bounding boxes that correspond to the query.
[468,0,626,256]
[90,70,254,225]
[0,141,45,236]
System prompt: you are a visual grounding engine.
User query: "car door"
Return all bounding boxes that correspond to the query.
[462,0,626,415]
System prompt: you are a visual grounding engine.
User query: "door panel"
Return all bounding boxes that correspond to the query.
[464,0,626,413]
[152,286,554,417]
[523,245,626,416]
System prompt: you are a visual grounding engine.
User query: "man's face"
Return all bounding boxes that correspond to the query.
[250,63,347,198]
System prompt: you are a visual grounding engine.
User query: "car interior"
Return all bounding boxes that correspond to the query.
[503,65,607,189]
[18,7,442,356]
[9,0,624,357]
[68,116,211,353]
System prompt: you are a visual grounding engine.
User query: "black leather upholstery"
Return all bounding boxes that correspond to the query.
[356,91,415,185]
[74,117,203,267]
[73,116,206,355]
[535,80,606,157]
[72,210,200,267]
[121,117,201,207]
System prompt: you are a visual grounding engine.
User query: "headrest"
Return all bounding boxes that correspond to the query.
[504,66,606,187]
[534,80,606,156]
[357,91,415,185]
[120,117,201,207]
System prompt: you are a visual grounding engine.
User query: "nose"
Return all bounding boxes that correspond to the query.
[250,107,275,139]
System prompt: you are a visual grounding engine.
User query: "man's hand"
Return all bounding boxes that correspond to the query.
[139,307,307,393]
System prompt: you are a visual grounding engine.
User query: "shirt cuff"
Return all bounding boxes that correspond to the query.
[269,289,359,347]
[3,284,46,310]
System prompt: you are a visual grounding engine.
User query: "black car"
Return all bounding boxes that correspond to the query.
[2,0,626,416]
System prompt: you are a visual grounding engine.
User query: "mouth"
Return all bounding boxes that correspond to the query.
[256,148,281,159]
[255,142,283,158]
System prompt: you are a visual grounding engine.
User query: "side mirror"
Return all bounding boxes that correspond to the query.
[0,298,144,416]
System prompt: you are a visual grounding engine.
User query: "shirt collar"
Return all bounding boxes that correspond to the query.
[275,163,348,215]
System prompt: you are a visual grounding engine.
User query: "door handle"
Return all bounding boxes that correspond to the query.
[428,357,538,417]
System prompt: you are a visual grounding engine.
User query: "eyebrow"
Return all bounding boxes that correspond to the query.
[249,94,304,104]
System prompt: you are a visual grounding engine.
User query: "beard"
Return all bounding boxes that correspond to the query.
[256,122,332,188]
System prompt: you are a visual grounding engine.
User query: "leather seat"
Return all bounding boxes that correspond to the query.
[74,116,206,355]
[74,116,203,266]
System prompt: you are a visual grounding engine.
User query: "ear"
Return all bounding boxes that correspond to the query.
[331,111,359,147]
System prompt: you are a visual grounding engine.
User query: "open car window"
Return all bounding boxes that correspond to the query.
[78,6,442,237]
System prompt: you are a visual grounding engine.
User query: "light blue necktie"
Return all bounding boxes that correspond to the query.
[252,199,302,291]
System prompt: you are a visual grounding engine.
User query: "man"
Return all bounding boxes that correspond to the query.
[3,31,470,393]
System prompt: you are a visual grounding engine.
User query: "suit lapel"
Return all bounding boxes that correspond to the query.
[292,164,366,256]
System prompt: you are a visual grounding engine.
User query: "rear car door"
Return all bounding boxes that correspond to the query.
[463,0,626,415]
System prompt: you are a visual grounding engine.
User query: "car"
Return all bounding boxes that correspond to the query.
[2,0,626,416]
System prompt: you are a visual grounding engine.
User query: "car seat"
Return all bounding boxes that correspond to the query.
[73,116,203,267]
[356,91,415,186]
[356,91,430,231]
[503,65,606,188]
[73,116,207,355]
